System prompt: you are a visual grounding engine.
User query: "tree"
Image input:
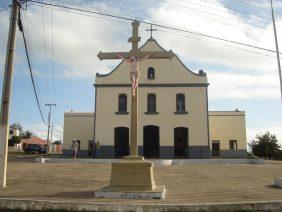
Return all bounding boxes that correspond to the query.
[53,140,62,145]
[9,135,21,146]
[249,132,281,159]
[20,130,34,139]
[10,122,22,133]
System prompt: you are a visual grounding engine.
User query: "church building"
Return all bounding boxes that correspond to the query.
[63,38,247,159]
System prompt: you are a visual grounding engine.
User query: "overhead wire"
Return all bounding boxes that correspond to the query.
[40,0,51,103]
[50,0,55,104]
[23,10,81,74]
[18,9,47,125]
[229,0,282,17]
[155,27,276,59]
[32,1,278,60]
[23,9,47,116]
[229,0,271,11]
[164,0,282,33]
[23,9,47,121]
[28,0,279,56]
[32,3,131,25]
[156,0,275,31]
[53,0,141,21]
[180,0,271,20]
[0,6,10,13]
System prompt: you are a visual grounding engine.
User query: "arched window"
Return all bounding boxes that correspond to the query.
[147,67,155,80]
[118,94,127,112]
[176,94,185,112]
[147,94,156,112]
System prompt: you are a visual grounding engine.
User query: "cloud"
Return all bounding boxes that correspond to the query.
[148,0,278,70]
[11,2,132,80]
[1,0,281,101]
[208,72,280,99]
[145,0,281,100]
[13,1,278,76]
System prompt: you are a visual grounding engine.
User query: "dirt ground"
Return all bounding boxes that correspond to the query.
[0,160,282,204]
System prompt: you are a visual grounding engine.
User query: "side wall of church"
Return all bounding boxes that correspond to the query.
[63,112,94,157]
[209,111,247,158]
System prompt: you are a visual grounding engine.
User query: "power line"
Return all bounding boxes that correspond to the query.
[229,0,271,11]
[53,126,63,134]
[40,0,51,103]
[28,0,279,55]
[22,10,46,110]
[167,0,282,31]
[229,0,282,17]
[183,0,271,20]
[51,0,55,104]
[33,4,131,25]
[0,6,10,12]
[157,0,274,31]
[155,27,276,59]
[53,0,141,21]
[18,9,47,125]
[22,9,81,75]
[35,2,275,59]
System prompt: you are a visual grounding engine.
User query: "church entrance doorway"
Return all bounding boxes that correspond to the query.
[114,127,129,158]
[143,125,160,158]
[174,127,188,158]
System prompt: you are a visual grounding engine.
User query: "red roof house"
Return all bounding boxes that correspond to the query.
[21,137,47,149]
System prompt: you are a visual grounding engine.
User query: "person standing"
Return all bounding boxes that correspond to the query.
[92,140,96,158]
[95,141,100,158]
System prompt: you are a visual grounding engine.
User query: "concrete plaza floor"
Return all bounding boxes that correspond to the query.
[1,160,282,205]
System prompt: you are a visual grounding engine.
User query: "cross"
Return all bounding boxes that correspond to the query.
[97,20,174,158]
[146,24,157,39]
[97,20,173,60]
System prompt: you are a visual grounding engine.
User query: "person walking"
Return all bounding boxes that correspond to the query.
[71,139,79,159]
[95,141,100,158]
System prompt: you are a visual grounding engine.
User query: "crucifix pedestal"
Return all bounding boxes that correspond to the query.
[95,20,173,199]
[95,89,165,199]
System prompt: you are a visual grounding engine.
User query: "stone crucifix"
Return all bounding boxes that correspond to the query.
[98,20,174,157]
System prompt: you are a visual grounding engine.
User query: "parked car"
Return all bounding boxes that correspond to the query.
[24,144,46,154]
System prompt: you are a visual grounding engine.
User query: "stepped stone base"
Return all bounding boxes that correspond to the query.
[274,177,282,188]
[95,185,165,199]
[95,156,166,199]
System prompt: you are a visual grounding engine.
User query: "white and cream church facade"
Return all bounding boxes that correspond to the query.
[63,38,247,159]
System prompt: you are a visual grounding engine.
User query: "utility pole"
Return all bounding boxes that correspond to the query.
[270,0,282,100]
[50,123,54,151]
[45,104,56,153]
[0,0,21,188]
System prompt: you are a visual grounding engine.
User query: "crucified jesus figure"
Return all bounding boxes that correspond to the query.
[117,53,153,97]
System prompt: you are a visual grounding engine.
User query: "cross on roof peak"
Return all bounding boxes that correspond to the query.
[146,24,157,39]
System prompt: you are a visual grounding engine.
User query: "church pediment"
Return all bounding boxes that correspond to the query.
[96,39,207,85]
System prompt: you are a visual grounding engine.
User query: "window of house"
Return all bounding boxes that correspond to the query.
[229,140,238,150]
[118,94,127,112]
[147,67,155,80]
[9,130,13,135]
[176,93,186,112]
[147,94,156,112]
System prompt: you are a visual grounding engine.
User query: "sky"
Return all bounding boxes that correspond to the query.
[0,0,281,146]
